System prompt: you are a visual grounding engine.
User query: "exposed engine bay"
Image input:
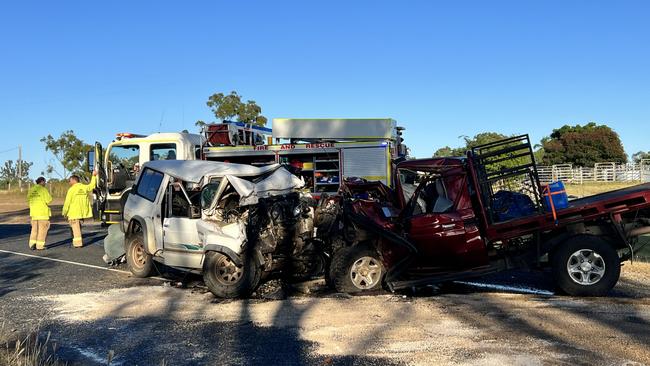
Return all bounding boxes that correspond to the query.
[198,168,325,282]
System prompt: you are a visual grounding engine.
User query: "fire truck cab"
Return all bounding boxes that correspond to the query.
[89,131,203,224]
[202,118,407,195]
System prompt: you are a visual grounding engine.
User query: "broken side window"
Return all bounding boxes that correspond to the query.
[400,168,454,215]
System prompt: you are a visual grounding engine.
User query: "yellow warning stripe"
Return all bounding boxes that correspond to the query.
[361,175,388,181]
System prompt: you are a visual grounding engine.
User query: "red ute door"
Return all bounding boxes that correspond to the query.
[408,212,471,269]
[405,176,488,270]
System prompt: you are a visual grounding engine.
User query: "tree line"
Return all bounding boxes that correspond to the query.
[433,122,649,167]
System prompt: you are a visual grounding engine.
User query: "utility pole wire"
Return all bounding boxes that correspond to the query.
[0,146,19,154]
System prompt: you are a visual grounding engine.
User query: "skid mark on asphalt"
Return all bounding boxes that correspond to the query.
[0,249,166,281]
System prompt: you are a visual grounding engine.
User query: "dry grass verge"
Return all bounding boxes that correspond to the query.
[0,320,63,366]
[564,181,639,197]
[0,190,66,224]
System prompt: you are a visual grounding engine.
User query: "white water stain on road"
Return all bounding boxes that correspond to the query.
[454,281,555,296]
[69,346,121,366]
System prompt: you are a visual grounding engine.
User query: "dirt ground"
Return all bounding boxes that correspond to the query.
[36,262,650,365]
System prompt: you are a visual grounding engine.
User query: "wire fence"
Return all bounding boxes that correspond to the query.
[0,181,69,198]
[3,161,649,192]
[538,160,650,184]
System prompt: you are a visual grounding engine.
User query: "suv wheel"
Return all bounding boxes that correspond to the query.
[330,245,384,294]
[203,251,261,298]
[552,235,620,296]
[126,232,154,278]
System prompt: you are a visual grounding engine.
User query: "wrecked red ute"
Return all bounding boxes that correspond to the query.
[318,135,650,296]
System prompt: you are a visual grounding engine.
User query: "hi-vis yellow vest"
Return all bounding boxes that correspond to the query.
[27,184,53,220]
[63,176,97,220]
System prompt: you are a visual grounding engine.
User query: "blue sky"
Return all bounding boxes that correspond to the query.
[1,1,648,178]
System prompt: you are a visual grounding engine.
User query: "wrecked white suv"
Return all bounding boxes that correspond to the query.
[122,160,323,298]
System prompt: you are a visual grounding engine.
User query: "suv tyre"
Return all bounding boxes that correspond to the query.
[126,232,154,278]
[203,251,261,298]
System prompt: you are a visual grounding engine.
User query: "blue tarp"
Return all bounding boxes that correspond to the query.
[492,190,537,222]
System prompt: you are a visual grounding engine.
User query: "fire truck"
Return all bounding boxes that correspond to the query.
[89,131,203,224]
[201,118,407,195]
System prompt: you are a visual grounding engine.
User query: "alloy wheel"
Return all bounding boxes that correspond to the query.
[566,249,606,286]
[350,256,382,290]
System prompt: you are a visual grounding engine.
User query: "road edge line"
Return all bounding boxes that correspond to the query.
[0,249,166,281]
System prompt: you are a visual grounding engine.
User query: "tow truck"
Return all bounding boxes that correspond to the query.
[321,135,650,296]
[88,131,203,224]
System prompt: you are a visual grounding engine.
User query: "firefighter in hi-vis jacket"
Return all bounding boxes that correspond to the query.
[27,176,52,250]
[62,170,97,247]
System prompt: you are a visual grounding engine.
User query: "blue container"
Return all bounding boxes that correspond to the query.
[544,181,569,212]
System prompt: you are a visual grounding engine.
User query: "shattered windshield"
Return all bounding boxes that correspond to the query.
[201,179,221,209]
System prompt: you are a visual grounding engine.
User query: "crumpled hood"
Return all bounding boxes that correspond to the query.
[225,168,305,206]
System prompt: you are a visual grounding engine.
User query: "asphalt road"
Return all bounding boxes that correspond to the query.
[0,223,162,364]
[2,223,650,365]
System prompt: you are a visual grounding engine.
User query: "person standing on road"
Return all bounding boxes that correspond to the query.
[62,170,97,248]
[27,176,52,250]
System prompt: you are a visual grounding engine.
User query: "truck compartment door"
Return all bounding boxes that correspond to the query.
[343,147,389,185]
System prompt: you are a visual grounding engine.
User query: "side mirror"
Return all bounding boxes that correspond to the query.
[87,151,95,173]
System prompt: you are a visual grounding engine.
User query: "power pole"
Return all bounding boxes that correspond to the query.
[18,145,22,191]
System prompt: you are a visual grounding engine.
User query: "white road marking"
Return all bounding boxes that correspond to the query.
[0,249,166,281]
